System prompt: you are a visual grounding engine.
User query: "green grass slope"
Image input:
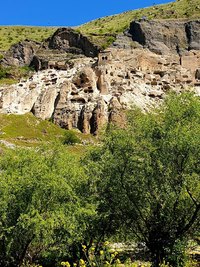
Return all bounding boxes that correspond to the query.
[78,0,200,47]
[0,113,97,156]
[0,0,200,52]
[0,26,56,52]
[0,113,65,146]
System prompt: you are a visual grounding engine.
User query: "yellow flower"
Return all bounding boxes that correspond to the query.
[91,247,95,251]
[73,264,77,267]
[105,261,110,266]
[79,259,85,266]
[104,241,110,246]
[82,245,87,250]
[100,250,104,255]
[61,262,70,267]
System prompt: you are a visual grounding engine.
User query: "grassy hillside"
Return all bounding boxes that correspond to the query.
[78,0,200,47]
[0,112,96,157]
[0,26,56,52]
[0,0,200,52]
[0,113,65,146]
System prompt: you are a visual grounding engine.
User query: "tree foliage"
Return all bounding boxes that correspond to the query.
[0,145,94,267]
[85,93,200,267]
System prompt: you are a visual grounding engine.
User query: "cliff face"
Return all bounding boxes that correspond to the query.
[129,20,200,54]
[1,40,41,67]
[48,28,100,57]
[0,19,200,134]
[1,28,100,69]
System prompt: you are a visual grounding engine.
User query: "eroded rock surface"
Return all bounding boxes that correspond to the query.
[129,19,200,55]
[0,19,200,134]
[49,28,100,57]
[1,46,200,134]
[1,40,41,67]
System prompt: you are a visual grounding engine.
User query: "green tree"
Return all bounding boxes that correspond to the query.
[0,144,93,267]
[85,93,200,267]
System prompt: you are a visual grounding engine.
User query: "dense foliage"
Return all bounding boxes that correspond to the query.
[0,145,95,267]
[0,93,199,267]
[85,93,200,267]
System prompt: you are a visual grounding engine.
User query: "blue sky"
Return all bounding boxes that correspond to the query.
[2,0,172,26]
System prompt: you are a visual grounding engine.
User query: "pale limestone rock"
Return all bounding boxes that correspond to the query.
[0,46,200,134]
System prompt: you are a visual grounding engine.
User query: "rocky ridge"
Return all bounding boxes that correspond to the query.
[0,19,200,134]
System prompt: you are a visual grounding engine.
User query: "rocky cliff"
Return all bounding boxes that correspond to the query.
[0,19,200,134]
[129,19,200,55]
[1,28,100,69]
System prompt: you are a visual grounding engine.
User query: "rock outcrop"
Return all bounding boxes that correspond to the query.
[0,19,200,134]
[185,20,200,50]
[129,19,200,55]
[1,40,41,67]
[1,45,200,134]
[49,28,100,57]
[1,28,100,69]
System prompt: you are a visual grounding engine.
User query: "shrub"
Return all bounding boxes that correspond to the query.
[62,131,81,145]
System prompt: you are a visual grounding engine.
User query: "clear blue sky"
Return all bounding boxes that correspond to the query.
[1,0,173,26]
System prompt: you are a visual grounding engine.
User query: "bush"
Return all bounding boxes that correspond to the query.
[62,130,81,145]
[0,66,8,79]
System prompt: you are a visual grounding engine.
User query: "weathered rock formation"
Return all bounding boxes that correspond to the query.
[1,40,41,67]
[129,19,200,55]
[0,19,200,134]
[1,28,100,69]
[48,28,100,57]
[1,45,200,134]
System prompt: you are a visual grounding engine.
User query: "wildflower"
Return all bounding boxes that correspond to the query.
[82,245,87,250]
[100,250,104,255]
[79,259,85,266]
[73,264,77,267]
[61,262,70,267]
[104,241,110,246]
[91,247,95,251]
[105,261,110,266]
[65,262,71,267]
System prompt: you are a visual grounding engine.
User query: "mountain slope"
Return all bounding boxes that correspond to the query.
[0,0,200,52]
[78,0,200,47]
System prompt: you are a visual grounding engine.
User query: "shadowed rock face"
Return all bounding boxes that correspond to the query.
[129,20,200,55]
[1,40,41,67]
[185,20,200,50]
[48,28,100,57]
